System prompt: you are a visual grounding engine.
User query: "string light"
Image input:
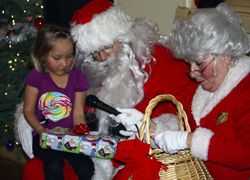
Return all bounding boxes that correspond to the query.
[5,124,8,133]
[12,19,15,26]
[0,0,43,153]
[0,0,44,149]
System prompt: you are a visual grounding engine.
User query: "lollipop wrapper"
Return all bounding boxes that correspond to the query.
[41,126,122,159]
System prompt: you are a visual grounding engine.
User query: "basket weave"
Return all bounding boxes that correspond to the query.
[139,94,213,179]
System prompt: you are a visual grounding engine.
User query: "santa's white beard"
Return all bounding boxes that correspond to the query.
[79,44,147,180]
[81,44,146,133]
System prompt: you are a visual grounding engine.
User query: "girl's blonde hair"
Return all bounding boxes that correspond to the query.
[31,24,75,72]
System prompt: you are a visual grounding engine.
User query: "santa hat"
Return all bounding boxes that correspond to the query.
[70,0,133,55]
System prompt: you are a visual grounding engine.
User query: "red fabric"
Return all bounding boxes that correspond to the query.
[135,45,192,118]
[84,104,97,113]
[113,138,167,180]
[71,0,112,25]
[22,157,78,180]
[72,123,90,135]
[200,74,250,179]
[194,0,200,6]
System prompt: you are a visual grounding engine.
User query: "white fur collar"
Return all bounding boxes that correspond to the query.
[192,56,250,125]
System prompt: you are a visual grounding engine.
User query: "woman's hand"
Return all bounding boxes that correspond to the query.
[154,130,190,153]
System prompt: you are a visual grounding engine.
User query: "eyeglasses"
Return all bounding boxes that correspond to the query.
[189,56,216,74]
[91,45,114,59]
[186,56,218,80]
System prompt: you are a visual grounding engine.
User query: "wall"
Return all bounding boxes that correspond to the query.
[115,0,178,35]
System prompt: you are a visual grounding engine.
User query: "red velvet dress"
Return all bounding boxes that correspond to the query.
[147,54,250,179]
[137,46,250,179]
[185,74,250,179]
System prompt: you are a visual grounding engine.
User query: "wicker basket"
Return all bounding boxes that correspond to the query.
[139,94,213,179]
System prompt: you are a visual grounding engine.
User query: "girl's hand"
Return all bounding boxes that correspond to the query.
[39,128,49,147]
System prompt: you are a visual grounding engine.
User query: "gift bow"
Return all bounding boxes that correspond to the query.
[113,138,167,180]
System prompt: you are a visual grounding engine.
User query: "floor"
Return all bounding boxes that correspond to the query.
[0,157,24,180]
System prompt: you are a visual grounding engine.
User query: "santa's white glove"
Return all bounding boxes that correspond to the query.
[109,108,143,136]
[16,114,34,159]
[154,130,188,153]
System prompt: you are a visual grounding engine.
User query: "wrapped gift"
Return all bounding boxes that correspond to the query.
[41,126,122,159]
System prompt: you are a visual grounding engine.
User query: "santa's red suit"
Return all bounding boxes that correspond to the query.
[135,44,192,117]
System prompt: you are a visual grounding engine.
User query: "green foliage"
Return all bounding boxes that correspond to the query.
[0,0,42,144]
[0,0,43,28]
[0,38,34,143]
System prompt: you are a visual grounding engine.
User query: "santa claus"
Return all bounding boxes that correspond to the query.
[70,0,191,179]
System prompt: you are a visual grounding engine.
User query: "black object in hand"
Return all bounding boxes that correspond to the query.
[86,95,121,115]
[85,95,127,136]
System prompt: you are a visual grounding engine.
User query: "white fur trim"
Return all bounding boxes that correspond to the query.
[71,6,133,55]
[190,127,214,160]
[192,56,250,125]
[14,102,34,159]
[150,113,179,148]
[91,158,114,180]
[153,113,179,133]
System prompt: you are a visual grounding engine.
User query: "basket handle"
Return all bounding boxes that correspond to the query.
[139,94,191,149]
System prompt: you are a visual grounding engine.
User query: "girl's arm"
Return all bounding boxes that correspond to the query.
[23,85,45,135]
[73,91,87,126]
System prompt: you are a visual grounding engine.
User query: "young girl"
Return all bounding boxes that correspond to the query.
[23,24,94,180]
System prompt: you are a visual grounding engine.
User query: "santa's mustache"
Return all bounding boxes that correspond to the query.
[81,53,118,88]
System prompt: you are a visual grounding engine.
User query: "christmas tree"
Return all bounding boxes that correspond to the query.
[0,0,43,149]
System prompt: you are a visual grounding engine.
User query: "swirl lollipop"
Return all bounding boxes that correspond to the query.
[38,92,72,122]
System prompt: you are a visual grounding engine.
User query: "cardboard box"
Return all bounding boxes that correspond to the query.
[41,127,121,159]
